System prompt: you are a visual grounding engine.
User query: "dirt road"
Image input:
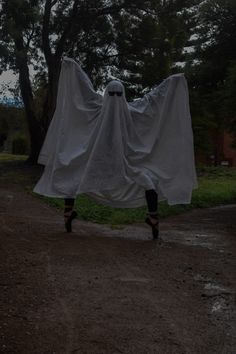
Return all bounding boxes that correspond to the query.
[0,185,235,354]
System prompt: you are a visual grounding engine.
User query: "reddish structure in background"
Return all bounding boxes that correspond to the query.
[195,132,236,167]
[223,132,236,167]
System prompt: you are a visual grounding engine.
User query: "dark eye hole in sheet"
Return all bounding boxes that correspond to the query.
[108,91,123,96]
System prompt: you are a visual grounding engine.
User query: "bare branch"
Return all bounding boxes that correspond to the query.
[55,0,80,59]
[42,0,53,65]
[25,25,35,49]
[51,0,58,7]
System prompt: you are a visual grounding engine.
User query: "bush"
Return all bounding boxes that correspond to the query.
[12,135,28,155]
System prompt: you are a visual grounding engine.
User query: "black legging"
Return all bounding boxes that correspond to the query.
[145,189,158,214]
[64,198,75,212]
[64,189,158,214]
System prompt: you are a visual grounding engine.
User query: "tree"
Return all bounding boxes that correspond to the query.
[0,0,44,162]
[224,61,236,142]
[185,0,236,158]
[0,0,197,163]
[111,0,197,98]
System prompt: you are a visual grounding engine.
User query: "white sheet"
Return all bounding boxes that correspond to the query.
[34,57,197,207]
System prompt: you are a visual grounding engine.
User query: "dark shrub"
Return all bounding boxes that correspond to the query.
[12,135,28,155]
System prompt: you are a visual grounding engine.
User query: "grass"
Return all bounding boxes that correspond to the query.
[0,153,27,162]
[1,153,236,225]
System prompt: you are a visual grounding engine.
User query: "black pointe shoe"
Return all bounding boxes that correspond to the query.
[145,216,159,239]
[64,210,77,233]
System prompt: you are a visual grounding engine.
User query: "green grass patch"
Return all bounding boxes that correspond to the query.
[1,153,236,225]
[0,153,27,162]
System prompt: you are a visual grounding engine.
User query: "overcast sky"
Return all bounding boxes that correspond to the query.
[0,70,17,98]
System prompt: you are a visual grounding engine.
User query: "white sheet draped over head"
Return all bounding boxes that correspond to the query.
[34,57,197,207]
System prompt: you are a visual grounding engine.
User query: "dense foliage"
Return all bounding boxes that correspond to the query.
[0,0,235,163]
[186,0,236,156]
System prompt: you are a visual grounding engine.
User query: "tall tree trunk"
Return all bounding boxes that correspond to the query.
[15,36,44,164]
[41,56,62,136]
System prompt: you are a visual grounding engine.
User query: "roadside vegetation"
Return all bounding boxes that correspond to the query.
[1,153,236,225]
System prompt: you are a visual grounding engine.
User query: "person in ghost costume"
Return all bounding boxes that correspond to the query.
[34,57,197,238]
